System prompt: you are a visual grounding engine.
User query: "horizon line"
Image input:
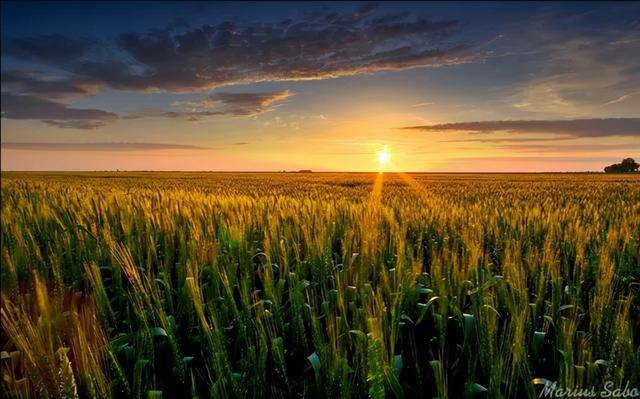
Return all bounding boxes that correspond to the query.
[2,170,635,174]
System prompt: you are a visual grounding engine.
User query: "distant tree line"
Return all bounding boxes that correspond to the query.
[604,158,639,173]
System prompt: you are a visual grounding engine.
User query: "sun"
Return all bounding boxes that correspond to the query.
[377,146,391,165]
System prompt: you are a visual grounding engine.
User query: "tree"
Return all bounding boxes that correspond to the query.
[604,158,639,173]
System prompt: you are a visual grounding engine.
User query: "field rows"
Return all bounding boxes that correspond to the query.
[1,173,639,398]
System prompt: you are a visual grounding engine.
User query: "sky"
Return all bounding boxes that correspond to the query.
[1,1,639,172]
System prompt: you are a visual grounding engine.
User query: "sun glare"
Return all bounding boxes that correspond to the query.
[377,146,390,166]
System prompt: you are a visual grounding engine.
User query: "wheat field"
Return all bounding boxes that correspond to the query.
[1,172,638,398]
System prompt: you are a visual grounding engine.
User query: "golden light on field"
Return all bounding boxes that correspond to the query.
[2,172,639,398]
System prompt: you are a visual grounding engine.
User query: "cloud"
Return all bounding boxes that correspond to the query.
[508,39,640,115]
[3,8,469,93]
[411,101,434,107]
[0,6,472,129]
[401,118,640,138]
[439,137,576,143]
[449,156,619,163]
[1,72,112,129]
[1,92,118,129]
[167,90,293,120]
[604,91,639,106]
[496,7,640,116]
[497,143,640,153]
[2,81,293,130]
[1,142,210,151]
[42,120,114,130]
[1,70,101,100]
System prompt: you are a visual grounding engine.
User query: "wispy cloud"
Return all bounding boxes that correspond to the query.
[501,11,640,116]
[439,137,576,143]
[165,90,293,120]
[411,102,435,108]
[604,91,639,106]
[449,156,618,163]
[1,142,210,151]
[496,143,640,153]
[401,118,640,138]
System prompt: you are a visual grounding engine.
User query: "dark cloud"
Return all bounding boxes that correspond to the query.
[1,7,470,129]
[41,120,112,130]
[401,118,640,138]
[1,142,210,151]
[1,70,100,100]
[165,90,293,120]
[0,75,291,129]
[1,92,118,129]
[3,9,468,93]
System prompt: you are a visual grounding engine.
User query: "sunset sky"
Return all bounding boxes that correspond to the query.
[1,1,639,172]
